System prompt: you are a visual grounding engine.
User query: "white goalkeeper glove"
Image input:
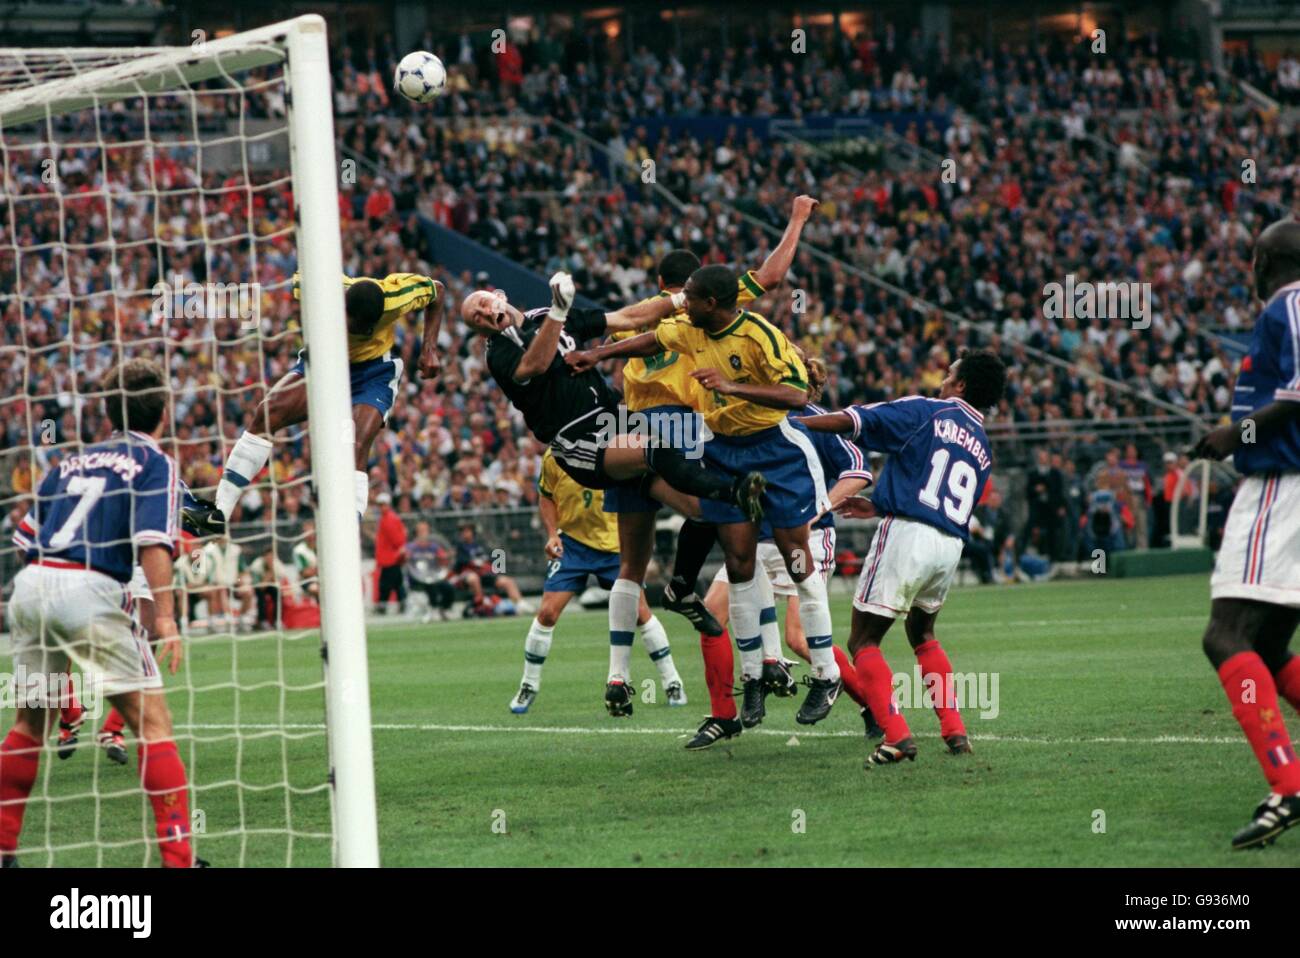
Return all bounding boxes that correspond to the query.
[670,290,686,312]
[548,271,575,323]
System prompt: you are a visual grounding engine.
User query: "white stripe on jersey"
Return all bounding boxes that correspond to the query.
[779,417,829,517]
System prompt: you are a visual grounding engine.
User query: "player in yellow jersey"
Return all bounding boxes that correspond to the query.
[508,450,685,714]
[567,264,845,734]
[210,272,444,522]
[597,197,820,706]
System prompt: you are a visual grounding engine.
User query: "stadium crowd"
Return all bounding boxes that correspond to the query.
[2,14,1268,591]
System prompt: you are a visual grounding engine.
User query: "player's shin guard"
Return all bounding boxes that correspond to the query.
[215,431,273,516]
[643,444,734,503]
[522,618,554,688]
[608,579,640,684]
[795,575,839,681]
[701,630,737,720]
[138,741,193,868]
[669,519,718,596]
[1274,655,1300,714]
[913,639,966,738]
[755,565,781,661]
[728,577,763,680]
[639,615,681,688]
[1218,652,1300,794]
[832,646,871,709]
[354,471,370,518]
[853,646,911,743]
[0,730,40,854]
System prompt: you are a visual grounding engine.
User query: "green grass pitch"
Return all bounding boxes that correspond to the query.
[5,572,1299,867]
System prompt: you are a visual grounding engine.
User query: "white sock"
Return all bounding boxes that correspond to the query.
[607,578,640,683]
[522,617,553,688]
[216,431,273,516]
[796,574,839,681]
[728,576,763,680]
[639,615,680,687]
[756,563,781,661]
[354,471,370,518]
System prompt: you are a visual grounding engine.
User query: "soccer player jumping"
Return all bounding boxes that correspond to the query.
[801,349,1006,767]
[210,271,445,524]
[1192,218,1300,850]
[567,265,842,729]
[468,271,764,716]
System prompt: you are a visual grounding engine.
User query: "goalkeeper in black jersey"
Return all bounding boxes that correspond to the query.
[465,272,765,717]
[465,271,764,522]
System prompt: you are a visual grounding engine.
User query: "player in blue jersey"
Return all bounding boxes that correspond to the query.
[1191,219,1300,849]
[801,349,1006,768]
[1,359,199,868]
[691,356,878,748]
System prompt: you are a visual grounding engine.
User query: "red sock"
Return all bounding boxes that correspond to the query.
[100,708,126,737]
[1218,652,1300,794]
[0,730,41,854]
[852,646,911,743]
[1275,656,1300,715]
[832,646,870,710]
[701,630,737,720]
[60,676,82,728]
[138,741,194,868]
[913,639,966,738]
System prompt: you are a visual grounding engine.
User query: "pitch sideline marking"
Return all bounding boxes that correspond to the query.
[178,722,1242,746]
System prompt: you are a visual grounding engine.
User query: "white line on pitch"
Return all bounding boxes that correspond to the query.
[177,723,1241,746]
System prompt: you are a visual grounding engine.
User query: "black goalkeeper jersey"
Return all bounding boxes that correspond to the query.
[485,306,620,443]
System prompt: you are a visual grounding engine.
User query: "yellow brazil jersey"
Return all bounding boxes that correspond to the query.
[614,270,766,411]
[538,449,619,554]
[654,308,807,436]
[292,272,437,364]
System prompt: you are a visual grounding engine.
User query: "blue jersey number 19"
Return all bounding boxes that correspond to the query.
[917,449,977,526]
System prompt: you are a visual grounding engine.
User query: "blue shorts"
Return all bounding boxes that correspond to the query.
[291,349,404,419]
[603,403,704,514]
[700,420,827,529]
[543,532,621,593]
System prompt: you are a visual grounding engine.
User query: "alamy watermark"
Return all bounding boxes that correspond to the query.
[892,666,1000,720]
[2,666,105,718]
[151,273,261,328]
[1042,273,1150,330]
[595,407,705,460]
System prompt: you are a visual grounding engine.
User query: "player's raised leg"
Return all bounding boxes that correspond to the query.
[214,371,307,520]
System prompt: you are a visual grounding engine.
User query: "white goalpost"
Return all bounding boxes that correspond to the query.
[0,15,377,866]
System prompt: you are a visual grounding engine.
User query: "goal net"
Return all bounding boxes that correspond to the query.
[0,16,377,867]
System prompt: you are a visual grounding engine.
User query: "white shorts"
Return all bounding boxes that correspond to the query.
[6,564,162,702]
[713,528,837,597]
[853,515,964,618]
[1211,472,1300,608]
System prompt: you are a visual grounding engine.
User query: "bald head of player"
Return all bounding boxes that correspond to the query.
[1253,219,1300,302]
[461,288,521,335]
[682,264,739,331]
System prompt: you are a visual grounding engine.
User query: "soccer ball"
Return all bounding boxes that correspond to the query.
[394,51,446,103]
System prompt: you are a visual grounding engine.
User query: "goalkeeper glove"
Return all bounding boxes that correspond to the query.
[548,271,575,323]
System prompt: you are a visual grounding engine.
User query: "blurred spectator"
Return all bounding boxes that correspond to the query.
[374,491,409,614]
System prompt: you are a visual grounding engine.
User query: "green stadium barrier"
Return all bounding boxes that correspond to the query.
[1108,548,1214,578]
